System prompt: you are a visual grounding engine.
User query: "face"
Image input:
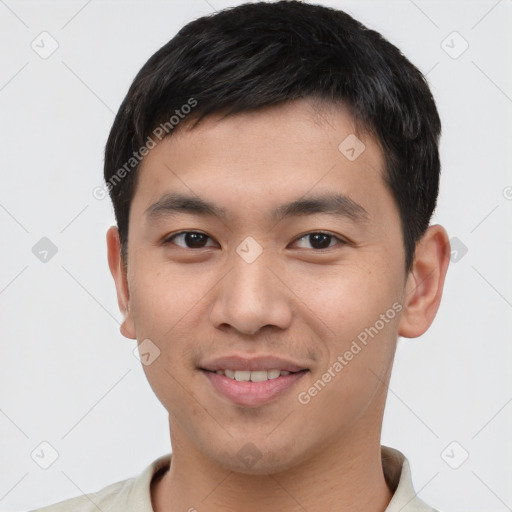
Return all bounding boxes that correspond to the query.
[112,99,412,473]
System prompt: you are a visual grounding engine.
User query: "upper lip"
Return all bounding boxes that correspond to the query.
[199,355,309,373]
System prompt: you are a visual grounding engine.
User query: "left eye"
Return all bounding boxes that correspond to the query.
[164,231,344,250]
[292,232,343,250]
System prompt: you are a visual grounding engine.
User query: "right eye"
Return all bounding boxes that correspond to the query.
[162,231,217,249]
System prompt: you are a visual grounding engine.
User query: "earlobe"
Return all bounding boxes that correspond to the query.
[398,225,451,339]
[120,308,136,340]
[106,226,137,340]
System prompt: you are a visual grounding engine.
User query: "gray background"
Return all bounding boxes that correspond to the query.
[1,1,511,511]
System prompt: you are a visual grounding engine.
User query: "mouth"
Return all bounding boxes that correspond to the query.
[201,368,306,382]
[199,365,309,407]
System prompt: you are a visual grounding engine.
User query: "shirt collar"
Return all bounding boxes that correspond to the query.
[381,446,438,511]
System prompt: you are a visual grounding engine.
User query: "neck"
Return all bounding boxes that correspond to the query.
[152,420,393,512]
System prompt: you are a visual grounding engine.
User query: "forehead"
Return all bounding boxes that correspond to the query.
[131,98,392,229]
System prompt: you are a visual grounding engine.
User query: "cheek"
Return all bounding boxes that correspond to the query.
[290,254,401,416]
[287,258,400,348]
[130,260,209,339]
[128,257,226,371]
[128,268,194,391]
[296,306,398,440]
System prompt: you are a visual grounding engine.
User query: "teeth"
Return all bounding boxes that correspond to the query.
[250,370,268,382]
[215,369,294,381]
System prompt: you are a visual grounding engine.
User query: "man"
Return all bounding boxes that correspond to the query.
[32,1,450,510]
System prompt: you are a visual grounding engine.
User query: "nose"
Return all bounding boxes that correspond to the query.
[209,246,293,336]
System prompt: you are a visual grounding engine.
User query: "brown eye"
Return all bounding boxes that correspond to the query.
[164,231,216,249]
[293,232,344,250]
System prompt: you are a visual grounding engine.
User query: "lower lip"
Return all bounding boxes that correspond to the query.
[202,370,307,407]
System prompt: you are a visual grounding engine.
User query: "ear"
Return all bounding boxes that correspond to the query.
[398,224,450,338]
[106,226,136,339]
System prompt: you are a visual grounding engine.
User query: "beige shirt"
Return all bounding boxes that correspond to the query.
[30,446,437,511]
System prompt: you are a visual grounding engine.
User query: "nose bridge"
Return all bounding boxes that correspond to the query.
[232,244,274,304]
[209,239,292,335]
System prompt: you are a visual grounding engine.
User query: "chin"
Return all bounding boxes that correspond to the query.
[208,441,311,476]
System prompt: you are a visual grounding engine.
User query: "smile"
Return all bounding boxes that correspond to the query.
[211,369,294,381]
[201,368,308,407]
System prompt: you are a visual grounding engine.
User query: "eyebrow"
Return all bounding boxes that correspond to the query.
[144,191,369,224]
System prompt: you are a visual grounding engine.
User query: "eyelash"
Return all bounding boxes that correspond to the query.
[162,230,347,251]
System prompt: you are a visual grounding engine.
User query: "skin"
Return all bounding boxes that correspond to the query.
[107,98,450,512]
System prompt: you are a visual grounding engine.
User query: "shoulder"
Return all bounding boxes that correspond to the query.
[28,454,171,512]
[28,478,134,512]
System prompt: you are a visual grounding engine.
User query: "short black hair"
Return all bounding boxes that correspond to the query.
[104,0,441,272]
